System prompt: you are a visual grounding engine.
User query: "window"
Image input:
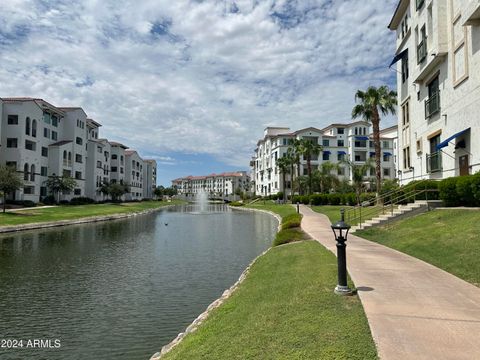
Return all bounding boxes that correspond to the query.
[24,163,29,180]
[75,154,83,163]
[337,140,344,147]
[41,167,48,176]
[6,161,17,169]
[7,115,18,125]
[417,25,427,64]
[44,128,50,138]
[30,164,35,181]
[337,128,344,135]
[43,113,51,124]
[120,167,124,174]
[25,140,36,151]
[383,168,391,177]
[32,120,37,137]
[40,187,47,197]
[111,166,118,172]
[322,139,329,146]
[403,147,411,169]
[98,146,102,153]
[25,117,31,135]
[112,154,118,159]
[74,189,81,195]
[97,161,102,169]
[383,154,391,162]
[354,140,367,148]
[52,116,58,127]
[7,138,18,148]
[52,131,57,141]
[76,137,83,145]
[383,141,390,148]
[426,75,440,118]
[401,53,409,83]
[338,153,345,161]
[24,186,35,195]
[354,127,358,135]
[323,152,330,161]
[369,141,374,148]
[75,171,82,180]
[338,167,345,176]
[42,147,48,157]
[416,0,425,11]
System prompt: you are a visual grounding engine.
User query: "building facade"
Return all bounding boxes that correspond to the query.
[0,97,157,203]
[251,122,398,197]
[172,172,250,197]
[389,0,480,185]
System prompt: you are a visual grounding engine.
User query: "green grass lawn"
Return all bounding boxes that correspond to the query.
[162,241,377,360]
[356,209,480,286]
[246,201,297,218]
[312,205,350,224]
[0,200,184,227]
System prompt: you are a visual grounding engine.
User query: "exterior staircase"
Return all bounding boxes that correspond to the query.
[351,200,442,232]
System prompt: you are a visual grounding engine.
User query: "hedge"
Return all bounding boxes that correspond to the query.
[292,193,375,206]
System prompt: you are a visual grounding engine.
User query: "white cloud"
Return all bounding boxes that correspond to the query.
[0,0,399,169]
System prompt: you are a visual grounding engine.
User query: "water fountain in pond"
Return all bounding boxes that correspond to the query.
[194,189,209,213]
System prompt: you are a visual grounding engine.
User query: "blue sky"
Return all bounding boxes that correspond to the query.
[0,0,399,186]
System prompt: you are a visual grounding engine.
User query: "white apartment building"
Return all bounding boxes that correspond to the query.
[143,159,157,199]
[389,0,480,185]
[0,97,157,203]
[125,150,144,200]
[172,172,250,197]
[251,122,398,197]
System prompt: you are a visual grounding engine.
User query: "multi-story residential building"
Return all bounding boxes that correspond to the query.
[125,150,144,200]
[389,0,480,185]
[172,172,250,197]
[251,122,398,197]
[0,97,157,203]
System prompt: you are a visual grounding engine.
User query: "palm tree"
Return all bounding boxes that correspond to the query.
[297,139,323,195]
[342,159,374,205]
[291,140,303,195]
[352,85,397,198]
[285,147,296,202]
[313,161,340,193]
[276,156,290,202]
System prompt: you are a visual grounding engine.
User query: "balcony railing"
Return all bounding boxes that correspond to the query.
[427,151,442,173]
[417,39,427,63]
[425,91,440,119]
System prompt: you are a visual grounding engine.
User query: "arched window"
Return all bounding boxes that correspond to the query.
[30,164,35,181]
[354,127,358,135]
[24,163,29,181]
[63,150,67,160]
[32,119,37,137]
[26,117,31,135]
[363,128,366,135]
[68,152,72,164]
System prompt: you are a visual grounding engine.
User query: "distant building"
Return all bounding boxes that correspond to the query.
[172,172,250,197]
[251,122,398,197]
[389,0,480,185]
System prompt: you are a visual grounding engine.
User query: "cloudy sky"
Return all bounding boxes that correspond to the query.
[0,0,399,185]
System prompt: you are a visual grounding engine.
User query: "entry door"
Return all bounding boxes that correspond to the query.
[459,155,469,176]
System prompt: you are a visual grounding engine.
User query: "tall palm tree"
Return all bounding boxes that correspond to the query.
[352,85,397,198]
[276,156,290,202]
[342,159,374,206]
[297,139,323,195]
[285,147,296,202]
[291,139,303,195]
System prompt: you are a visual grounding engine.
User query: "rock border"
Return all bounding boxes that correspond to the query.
[0,203,179,234]
[149,206,281,360]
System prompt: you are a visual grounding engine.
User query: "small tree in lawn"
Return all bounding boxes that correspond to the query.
[0,165,24,213]
[109,182,130,202]
[153,186,164,199]
[44,175,77,203]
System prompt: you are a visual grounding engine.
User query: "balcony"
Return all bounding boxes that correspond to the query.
[417,40,427,64]
[427,151,442,173]
[425,91,441,119]
[463,1,480,26]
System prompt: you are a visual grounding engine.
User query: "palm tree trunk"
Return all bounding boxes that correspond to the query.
[307,156,312,195]
[372,110,382,202]
[290,163,295,203]
[297,159,301,195]
[282,171,286,202]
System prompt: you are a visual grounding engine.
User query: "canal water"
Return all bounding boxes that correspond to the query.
[0,204,277,360]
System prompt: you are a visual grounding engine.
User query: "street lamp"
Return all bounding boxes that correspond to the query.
[331,209,353,296]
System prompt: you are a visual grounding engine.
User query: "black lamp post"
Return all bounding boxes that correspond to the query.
[331,209,353,296]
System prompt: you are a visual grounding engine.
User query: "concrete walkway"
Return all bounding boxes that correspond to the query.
[300,205,480,360]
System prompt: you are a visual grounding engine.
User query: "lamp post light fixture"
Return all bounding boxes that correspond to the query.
[331,209,353,296]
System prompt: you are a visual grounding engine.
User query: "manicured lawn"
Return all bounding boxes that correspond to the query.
[356,209,480,286]
[162,241,377,360]
[246,201,297,218]
[0,200,184,227]
[312,205,351,224]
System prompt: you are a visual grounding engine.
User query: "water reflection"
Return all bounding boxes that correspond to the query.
[0,204,277,360]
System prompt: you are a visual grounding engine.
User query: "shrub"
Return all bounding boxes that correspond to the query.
[42,195,56,205]
[273,228,306,246]
[455,176,475,207]
[359,193,376,205]
[310,194,325,206]
[281,213,302,230]
[69,197,96,206]
[328,193,341,205]
[59,200,70,205]
[438,177,459,207]
[229,201,244,207]
[471,173,480,205]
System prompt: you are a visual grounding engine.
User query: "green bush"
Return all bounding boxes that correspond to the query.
[439,177,459,207]
[281,213,302,230]
[455,176,475,207]
[69,197,96,205]
[273,228,306,246]
[229,201,244,207]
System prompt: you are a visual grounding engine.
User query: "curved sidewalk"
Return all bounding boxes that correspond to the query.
[300,205,480,360]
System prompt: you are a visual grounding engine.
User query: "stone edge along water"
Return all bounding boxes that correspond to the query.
[149,206,282,360]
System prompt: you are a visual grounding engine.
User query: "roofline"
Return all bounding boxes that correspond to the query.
[86,118,102,127]
[388,0,409,30]
[58,106,88,118]
[1,97,66,116]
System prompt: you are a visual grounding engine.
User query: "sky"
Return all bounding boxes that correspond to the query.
[0,0,399,186]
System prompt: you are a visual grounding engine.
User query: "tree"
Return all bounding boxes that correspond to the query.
[342,159,374,205]
[276,156,291,202]
[352,85,397,198]
[312,162,340,193]
[285,147,297,201]
[291,139,303,195]
[154,186,164,199]
[44,175,77,203]
[0,165,24,213]
[100,180,130,202]
[297,139,323,195]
